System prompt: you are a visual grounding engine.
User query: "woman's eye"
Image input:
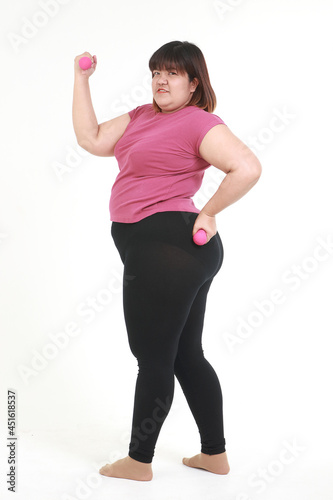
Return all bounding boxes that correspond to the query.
[152,71,176,76]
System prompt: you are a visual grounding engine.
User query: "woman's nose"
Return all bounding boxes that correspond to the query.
[157,74,167,84]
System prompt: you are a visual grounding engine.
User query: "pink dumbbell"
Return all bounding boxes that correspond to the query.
[79,56,93,70]
[193,229,207,246]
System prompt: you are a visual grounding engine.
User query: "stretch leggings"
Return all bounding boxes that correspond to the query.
[111,211,226,464]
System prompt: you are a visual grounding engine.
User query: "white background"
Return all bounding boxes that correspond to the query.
[1,0,332,499]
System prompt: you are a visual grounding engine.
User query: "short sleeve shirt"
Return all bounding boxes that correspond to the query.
[109,103,225,222]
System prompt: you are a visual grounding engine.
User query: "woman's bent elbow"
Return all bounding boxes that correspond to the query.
[252,159,262,180]
[242,159,262,182]
[78,137,96,154]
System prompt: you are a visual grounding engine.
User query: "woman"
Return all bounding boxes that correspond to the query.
[72,40,261,481]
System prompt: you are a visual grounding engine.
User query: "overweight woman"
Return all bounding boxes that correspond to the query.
[72,40,261,482]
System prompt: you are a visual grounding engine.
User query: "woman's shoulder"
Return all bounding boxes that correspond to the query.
[186,106,225,124]
[129,103,154,119]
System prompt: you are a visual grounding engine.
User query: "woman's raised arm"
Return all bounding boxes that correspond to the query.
[72,52,131,157]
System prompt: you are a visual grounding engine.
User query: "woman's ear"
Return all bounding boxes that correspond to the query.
[190,77,199,93]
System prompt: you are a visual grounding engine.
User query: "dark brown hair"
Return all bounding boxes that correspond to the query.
[148,41,217,113]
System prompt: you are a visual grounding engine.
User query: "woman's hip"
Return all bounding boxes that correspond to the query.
[111,211,223,277]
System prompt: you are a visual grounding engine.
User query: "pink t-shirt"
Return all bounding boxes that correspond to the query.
[109,103,225,223]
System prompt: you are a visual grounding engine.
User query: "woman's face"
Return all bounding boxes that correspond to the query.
[152,68,198,113]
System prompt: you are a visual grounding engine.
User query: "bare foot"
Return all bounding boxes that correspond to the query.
[99,455,153,481]
[182,451,230,475]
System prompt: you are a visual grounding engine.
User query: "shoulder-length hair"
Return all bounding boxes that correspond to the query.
[148,41,217,113]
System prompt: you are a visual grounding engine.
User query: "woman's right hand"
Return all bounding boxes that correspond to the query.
[74,52,97,78]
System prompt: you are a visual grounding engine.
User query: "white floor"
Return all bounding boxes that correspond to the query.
[1,427,332,500]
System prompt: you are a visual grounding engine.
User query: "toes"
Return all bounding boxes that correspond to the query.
[99,464,110,475]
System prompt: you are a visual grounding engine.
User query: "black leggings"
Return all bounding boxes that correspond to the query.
[111,211,226,464]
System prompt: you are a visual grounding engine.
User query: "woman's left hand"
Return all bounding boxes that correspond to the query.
[192,211,217,244]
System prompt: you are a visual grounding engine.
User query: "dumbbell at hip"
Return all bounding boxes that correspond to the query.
[193,229,208,245]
